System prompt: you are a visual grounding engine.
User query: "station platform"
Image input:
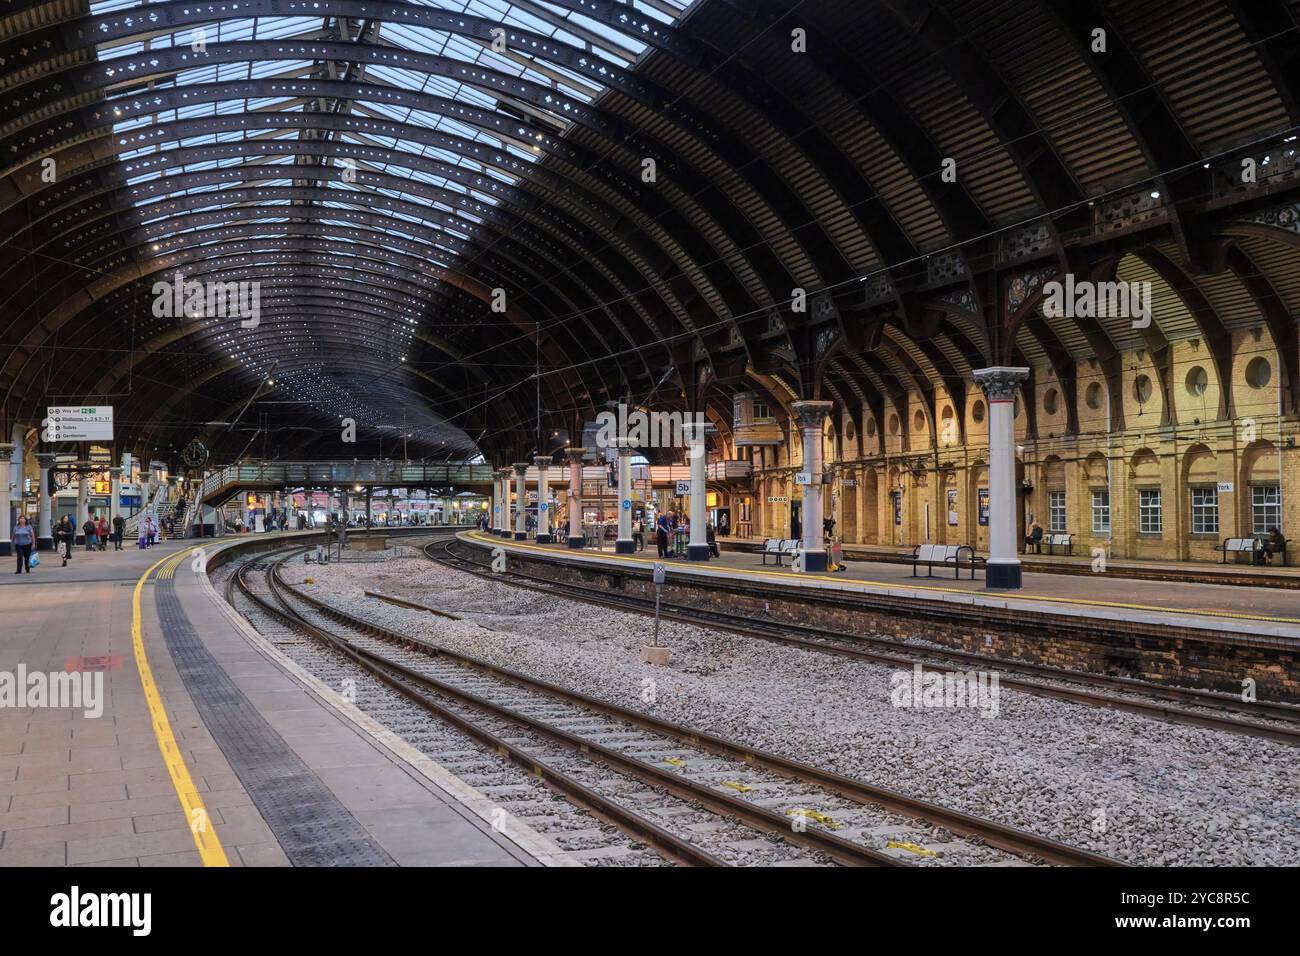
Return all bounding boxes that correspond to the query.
[0,533,559,867]
[718,535,1300,589]
[465,531,1300,643]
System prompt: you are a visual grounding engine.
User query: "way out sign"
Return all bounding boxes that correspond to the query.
[47,406,114,441]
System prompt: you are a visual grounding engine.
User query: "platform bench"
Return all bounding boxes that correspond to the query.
[1044,533,1074,556]
[909,543,984,579]
[1214,537,1261,563]
[761,537,801,566]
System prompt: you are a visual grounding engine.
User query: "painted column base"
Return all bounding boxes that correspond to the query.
[75,534,86,545]
[514,531,527,541]
[496,529,511,538]
[37,537,53,551]
[567,536,585,549]
[985,560,1023,589]
[615,539,636,554]
[800,549,829,572]
[0,541,10,557]
[535,534,552,544]
[687,543,711,562]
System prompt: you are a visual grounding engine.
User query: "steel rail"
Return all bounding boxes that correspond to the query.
[277,543,1124,866]
[431,539,1300,746]
[227,551,726,868]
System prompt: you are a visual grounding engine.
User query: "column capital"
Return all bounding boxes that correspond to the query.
[564,447,587,464]
[972,366,1030,401]
[533,455,553,468]
[789,399,834,430]
[35,451,59,468]
[0,442,14,463]
[109,466,123,477]
[512,461,530,476]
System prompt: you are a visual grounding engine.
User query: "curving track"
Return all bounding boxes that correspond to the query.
[431,537,1300,747]
[225,540,1124,867]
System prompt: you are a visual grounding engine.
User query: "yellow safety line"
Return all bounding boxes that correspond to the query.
[132,545,230,867]
[470,532,1300,627]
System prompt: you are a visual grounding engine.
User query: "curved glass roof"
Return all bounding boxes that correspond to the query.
[85,0,699,453]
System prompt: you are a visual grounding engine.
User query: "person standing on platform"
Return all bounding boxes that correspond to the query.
[96,514,109,551]
[13,516,34,573]
[55,516,75,565]
[656,510,670,558]
[112,513,125,550]
[84,515,97,552]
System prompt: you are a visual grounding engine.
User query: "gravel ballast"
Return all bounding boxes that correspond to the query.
[280,554,1300,866]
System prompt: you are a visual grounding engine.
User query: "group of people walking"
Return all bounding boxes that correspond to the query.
[13,510,140,573]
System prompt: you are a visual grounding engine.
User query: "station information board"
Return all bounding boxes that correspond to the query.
[46,406,114,441]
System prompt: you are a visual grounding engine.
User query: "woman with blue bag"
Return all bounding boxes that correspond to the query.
[13,516,34,573]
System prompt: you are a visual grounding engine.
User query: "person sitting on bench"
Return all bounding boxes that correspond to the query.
[1024,522,1044,554]
[1264,527,1286,566]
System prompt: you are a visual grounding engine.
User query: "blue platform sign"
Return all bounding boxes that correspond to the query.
[621,499,631,509]
[539,502,548,512]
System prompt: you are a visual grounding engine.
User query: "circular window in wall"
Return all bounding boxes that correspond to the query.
[1246,357,1272,389]
[846,420,856,441]
[1185,366,1208,396]
[888,413,900,435]
[866,418,877,437]
[1085,382,1102,409]
[1043,388,1059,415]
[1134,374,1153,404]
[913,410,926,432]
[971,399,986,423]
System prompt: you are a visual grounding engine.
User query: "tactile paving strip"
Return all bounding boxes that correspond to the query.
[155,574,396,866]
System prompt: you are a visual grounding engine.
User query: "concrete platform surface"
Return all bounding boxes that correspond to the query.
[0,533,556,867]
[467,531,1300,642]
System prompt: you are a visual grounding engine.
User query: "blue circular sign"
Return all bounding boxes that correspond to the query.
[622,499,631,509]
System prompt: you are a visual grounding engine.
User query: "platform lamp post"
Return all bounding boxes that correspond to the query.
[534,455,553,544]
[35,452,57,552]
[790,401,834,572]
[565,447,586,548]
[684,420,712,561]
[513,463,529,540]
[615,440,636,555]
[0,443,13,556]
[973,367,1030,589]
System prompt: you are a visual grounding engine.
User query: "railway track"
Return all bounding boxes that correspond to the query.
[257,544,1123,867]
[429,537,1300,747]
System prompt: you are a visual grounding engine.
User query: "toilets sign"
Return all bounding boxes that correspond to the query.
[45,406,114,441]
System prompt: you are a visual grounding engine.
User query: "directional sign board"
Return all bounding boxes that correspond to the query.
[47,406,114,442]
